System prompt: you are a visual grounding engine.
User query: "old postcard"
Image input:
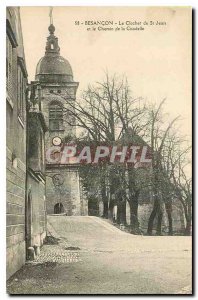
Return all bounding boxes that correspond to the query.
[6,6,192,294]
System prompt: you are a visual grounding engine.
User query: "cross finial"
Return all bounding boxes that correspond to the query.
[49,6,53,25]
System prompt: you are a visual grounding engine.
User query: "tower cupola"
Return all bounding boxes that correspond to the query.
[35,22,73,83]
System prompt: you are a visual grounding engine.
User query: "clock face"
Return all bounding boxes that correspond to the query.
[52,136,62,146]
[52,174,64,186]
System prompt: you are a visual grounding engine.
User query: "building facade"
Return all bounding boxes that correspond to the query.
[6,7,47,279]
[26,82,48,250]
[6,7,28,279]
[33,23,88,216]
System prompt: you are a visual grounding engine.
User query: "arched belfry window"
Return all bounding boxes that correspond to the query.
[49,102,63,131]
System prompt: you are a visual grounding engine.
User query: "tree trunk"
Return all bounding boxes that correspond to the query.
[148,200,163,236]
[120,199,126,224]
[185,219,191,235]
[156,210,163,235]
[116,191,126,224]
[100,173,108,218]
[185,200,192,235]
[129,197,139,232]
[165,202,173,235]
[108,197,114,221]
[117,202,121,224]
[103,198,108,218]
[179,207,186,232]
[180,199,191,235]
[147,198,158,235]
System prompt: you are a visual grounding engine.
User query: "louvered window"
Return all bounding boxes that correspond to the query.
[49,103,63,131]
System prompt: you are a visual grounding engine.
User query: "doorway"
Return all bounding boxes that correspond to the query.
[54,203,64,214]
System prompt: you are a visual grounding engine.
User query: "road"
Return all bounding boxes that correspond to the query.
[7,216,192,294]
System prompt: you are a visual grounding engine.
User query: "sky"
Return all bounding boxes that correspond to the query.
[20,6,192,140]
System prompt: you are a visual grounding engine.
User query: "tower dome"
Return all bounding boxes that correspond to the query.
[35,24,73,83]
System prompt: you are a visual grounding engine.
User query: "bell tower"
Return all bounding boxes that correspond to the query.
[35,21,78,147]
[33,12,88,216]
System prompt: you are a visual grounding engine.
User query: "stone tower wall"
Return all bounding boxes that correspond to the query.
[46,167,87,216]
[39,83,88,216]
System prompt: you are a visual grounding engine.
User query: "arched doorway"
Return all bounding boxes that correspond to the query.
[54,203,64,214]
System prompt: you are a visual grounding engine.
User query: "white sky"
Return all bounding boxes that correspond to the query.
[20,6,192,140]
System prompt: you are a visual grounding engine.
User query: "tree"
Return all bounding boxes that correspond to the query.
[166,137,192,235]
[144,100,179,235]
[57,73,147,226]
[50,73,192,236]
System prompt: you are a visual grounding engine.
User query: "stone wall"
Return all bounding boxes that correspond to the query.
[7,148,26,279]
[27,171,46,247]
[125,201,185,234]
[6,7,27,279]
[46,166,87,215]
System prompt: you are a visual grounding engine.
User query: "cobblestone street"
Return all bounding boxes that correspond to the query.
[7,216,192,294]
[34,245,81,264]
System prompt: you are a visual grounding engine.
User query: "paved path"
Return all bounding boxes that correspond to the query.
[7,216,192,294]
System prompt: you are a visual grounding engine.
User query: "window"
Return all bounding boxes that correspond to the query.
[17,66,24,121]
[6,36,12,80]
[49,102,63,131]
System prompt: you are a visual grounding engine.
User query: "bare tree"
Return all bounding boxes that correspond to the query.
[166,137,192,235]
[56,73,147,225]
[144,100,179,235]
[51,74,191,236]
